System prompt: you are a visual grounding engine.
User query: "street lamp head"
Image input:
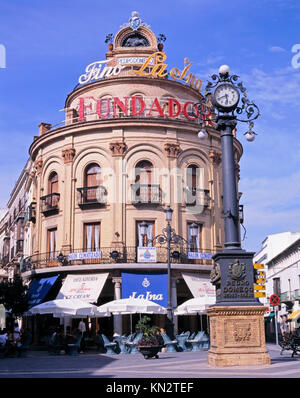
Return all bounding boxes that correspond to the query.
[219,64,230,76]
[198,128,208,140]
[140,221,148,236]
[244,130,257,142]
[164,206,173,222]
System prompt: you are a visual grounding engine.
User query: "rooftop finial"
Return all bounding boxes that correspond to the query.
[120,11,150,30]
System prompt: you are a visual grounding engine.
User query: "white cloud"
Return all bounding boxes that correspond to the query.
[240,171,300,228]
[269,46,286,53]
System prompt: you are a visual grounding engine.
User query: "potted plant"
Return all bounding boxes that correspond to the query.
[136,316,163,359]
[157,34,166,51]
[105,33,114,51]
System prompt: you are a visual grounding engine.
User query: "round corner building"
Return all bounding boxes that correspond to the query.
[23,11,243,337]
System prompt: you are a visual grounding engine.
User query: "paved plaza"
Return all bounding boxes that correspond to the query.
[0,344,300,378]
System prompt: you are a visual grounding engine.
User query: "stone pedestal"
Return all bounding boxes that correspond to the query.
[207,305,271,367]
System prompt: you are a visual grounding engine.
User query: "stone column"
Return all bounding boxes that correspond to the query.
[61,146,76,252]
[113,277,122,336]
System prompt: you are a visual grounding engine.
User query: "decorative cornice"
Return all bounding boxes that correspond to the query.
[62,148,76,163]
[34,158,43,175]
[164,143,181,158]
[209,149,222,165]
[206,306,267,317]
[109,142,127,156]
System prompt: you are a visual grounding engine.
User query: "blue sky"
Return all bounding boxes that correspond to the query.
[0,0,299,252]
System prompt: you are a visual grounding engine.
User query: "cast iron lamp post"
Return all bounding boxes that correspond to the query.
[140,207,195,337]
[195,64,261,306]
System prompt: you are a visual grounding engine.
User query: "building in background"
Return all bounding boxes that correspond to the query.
[0,12,245,339]
[254,232,300,340]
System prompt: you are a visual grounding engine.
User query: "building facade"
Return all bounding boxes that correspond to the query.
[0,12,244,337]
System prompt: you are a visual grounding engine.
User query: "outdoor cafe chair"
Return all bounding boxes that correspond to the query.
[175,333,189,352]
[126,332,143,354]
[161,333,178,353]
[186,331,205,352]
[67,335,82,356]
[114,336,129,354]
[101,334,117,355]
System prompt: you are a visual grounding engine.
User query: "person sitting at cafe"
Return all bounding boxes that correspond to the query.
[6,332,17,356]
[16,328,32,357]
[52,327,65,354]
[0,329,8,354]
[95,329,105,353]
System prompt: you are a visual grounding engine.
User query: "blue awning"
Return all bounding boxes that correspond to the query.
[26,276,59,309]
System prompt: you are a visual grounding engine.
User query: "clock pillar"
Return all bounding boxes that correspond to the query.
[204,71,271,366]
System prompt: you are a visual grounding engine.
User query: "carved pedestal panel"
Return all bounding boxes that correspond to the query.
[207,306,271,367]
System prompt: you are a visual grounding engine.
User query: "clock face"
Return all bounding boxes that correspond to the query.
[212,83,240,110]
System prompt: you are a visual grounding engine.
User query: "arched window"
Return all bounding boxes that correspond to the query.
[187,164,197,192]
[48,172,59,207]
[135,160,154,202]
[121,33,150,47]
[48,172,58,194]
[85,163,101,187]
[84,163,101,202]
[135,160,153,184]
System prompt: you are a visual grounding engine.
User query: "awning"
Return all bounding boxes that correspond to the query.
[26,275,59,309]
[181,272,216,300]
[288,309,300,321]
[56,273,109,303]
[265,312,275,321]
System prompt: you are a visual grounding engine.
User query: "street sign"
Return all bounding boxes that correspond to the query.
[270,294,280,306]
[254,292,266,297]
[256,278,266,283]
[253,263,264,269]
[254,284,266,290]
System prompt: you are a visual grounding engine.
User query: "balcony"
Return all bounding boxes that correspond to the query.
[40,193,60,216]
[280,291,294,302]
[1,255,9,267]
[16,239,24,255]
[294,289,300,300]
[24,202,37,224]
[131,184,161,205]
[184,188,210,209]
[22,246,216,272]
[77,186,107,209]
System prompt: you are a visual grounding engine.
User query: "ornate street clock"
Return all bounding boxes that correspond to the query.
[211,83,240,112]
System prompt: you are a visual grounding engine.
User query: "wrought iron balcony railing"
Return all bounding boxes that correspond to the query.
[21,246,216,272]
[280,291,294,302]
[184,188,210,208]
[131,184,161,205]
[77,186,107,209]
[294,289,300,300]
[40,193,60,216]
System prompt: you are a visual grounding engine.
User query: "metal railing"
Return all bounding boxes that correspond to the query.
[280,291,293,302]
[131,184,161,204]
[21,246,217,271]
[40,193,60,215]
[294,289,300,300]
[184,188,210,207]
[77,186,107,207]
